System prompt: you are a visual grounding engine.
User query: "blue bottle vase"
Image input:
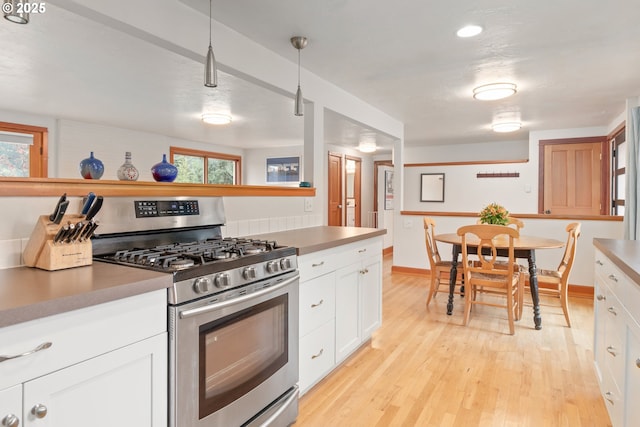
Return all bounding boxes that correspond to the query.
[151,154,178,182]
[79,151,104,180]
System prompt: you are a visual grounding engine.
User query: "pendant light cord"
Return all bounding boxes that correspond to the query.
[297,48,301,87]
[209,0,212,47]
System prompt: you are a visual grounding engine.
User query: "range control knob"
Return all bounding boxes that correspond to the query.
[266,261,279,274]
[243,267,256,280]
[280,258,292,270]
[214,273,231,288]
[193,277,212,294]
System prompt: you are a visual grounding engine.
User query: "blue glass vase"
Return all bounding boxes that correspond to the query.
[79,151,104,179]
[151,154,178,182]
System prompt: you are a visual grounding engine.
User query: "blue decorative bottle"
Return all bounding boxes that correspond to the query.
[79,151,104,180]
[151,154,178,182]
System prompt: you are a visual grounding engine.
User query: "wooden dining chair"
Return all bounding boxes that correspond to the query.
[423,217,463,307]
[457,224,523,335]
[523,222,581,327]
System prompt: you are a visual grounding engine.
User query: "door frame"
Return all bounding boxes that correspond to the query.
[345,155,362,227]
[373,160,393,228]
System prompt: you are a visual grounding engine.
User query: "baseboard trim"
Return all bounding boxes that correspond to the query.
[383,246,393,256]
[391,265,594,299]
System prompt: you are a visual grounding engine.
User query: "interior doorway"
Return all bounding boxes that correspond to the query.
[328,152,343,226]
[345,156,362,227]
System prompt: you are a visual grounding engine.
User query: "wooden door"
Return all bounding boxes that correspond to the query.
[328,153,343,226]
[541,139,603,215]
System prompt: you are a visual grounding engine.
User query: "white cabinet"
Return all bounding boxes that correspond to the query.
[594,249,640,427]
[0,290,167,427]
[298,237,382,395]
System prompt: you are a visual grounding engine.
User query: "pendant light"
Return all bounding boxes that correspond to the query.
[204,0,217,88]
[291,36,308,116]
[3,0,29,24]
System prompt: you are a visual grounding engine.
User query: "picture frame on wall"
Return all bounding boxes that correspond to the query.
[420,173,445,202]
[384,170,394,210]
[266,156,300,183]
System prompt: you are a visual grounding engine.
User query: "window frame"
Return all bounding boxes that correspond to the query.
[610,125,626,216]
[170,146,241,185]
[0,121,48,178]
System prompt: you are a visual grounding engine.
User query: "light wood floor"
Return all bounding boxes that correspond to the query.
[295,255,611,427]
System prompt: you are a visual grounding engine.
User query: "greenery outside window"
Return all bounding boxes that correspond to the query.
[170,147,241,184]
[0,121,48,178]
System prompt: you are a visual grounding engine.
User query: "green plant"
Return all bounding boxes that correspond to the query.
[479,202,509,225]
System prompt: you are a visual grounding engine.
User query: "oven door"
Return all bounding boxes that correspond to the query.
[169,271,299,427]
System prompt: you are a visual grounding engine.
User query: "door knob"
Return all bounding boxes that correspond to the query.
[338,204,342,209]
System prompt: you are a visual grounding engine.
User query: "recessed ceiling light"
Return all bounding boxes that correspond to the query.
[457,25,483,38]
[473,83,517,101]
[492,122,522,133]
[202,113,232,125]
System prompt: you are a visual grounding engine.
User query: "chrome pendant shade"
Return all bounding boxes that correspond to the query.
[291,36,308,116]
[3,0,29,24]
[204,0,217,88]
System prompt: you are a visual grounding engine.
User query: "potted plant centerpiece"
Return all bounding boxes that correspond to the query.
[479,202,509,225]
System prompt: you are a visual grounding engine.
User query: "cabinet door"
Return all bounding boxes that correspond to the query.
[0,385,22,427]
[625,325,640,427]
[23,333,167,427]
[335,264,360,363]
[360,256,382,339]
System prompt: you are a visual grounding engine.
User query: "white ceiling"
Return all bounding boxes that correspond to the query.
[1,0,639,153]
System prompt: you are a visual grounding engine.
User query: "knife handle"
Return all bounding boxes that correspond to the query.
[85,196,103,221]
[81,192,96,215]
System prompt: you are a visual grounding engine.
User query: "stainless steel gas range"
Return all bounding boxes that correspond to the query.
[92,197,299,427]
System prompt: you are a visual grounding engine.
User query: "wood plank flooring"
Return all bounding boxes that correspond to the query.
[294,255,611,427]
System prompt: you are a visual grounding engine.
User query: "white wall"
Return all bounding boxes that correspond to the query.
[244,145,303,185]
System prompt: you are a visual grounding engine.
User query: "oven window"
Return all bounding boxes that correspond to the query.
[199,294,288,419]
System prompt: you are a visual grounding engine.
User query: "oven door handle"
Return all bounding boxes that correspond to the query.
[179,273,300,319]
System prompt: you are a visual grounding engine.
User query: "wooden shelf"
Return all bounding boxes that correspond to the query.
[0,178,316,198]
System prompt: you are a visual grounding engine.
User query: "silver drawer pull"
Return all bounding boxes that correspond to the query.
[608,274,618,282]
[311,299,324,308]
[311,261,325,267]
[596,294,606,301]
[31,404,47,419]
[606,346,618,357]
[311,349,324,359]
[358,248,367,253]
[605,391,615,405]
[607,307,618,316]
[1,414,19,427]
[0,342,52,363]
[596,260,604,266]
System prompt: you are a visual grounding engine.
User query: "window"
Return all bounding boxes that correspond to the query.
[170,147,241,185]
[0,121,48,178]
[611,127,626,216]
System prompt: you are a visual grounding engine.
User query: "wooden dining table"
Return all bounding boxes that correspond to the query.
[434,233,564,330]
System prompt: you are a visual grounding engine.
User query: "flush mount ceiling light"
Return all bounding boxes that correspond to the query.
[3,0,29,24]
[456,25,482,38]
[473,83,517,101]
[202,113,231,125]
[204,0,218,88]
[358,140,377,153]
[291,36,308,116]
[492,122,522,133]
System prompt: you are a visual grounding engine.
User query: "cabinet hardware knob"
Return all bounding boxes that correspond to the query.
[604,391,615,405]
[311,349,324,359]
[596,260,604,266]
[0,342,52,364]
[636,358,640,369]
[607,307,618,316]
[358,248,367,253]
[596,294,606,301]
[1,414,19,427]
[311,299,324,308]
[608,274,618,282]
[606,346,618,357]
[31,404,47,419]
[311,261,325,268]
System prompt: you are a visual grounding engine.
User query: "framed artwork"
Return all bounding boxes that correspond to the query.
[266,156,300,183]
[384,170,394,210]
[420,173,445,202]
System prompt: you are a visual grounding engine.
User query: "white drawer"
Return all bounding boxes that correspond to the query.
[602,372,624,427]
[299,272,335,337]
[298,250,338,282]
[604,305,626,392]
[334,238,383,270]
[299,320,335,394]
[0,290,167,389]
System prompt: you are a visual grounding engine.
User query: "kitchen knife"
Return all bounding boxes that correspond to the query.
[48,193,67,222]
[84,195,103,221]
[80,192,96,215]
[52,200,69,225]
[68,221,85,243]
[63,222,76,243]
[52,223,69,244]
[82,222,99,240]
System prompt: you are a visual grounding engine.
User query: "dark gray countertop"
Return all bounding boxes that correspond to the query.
[593,238,640,286]
[248,226,386,256]
[0,262,172,328]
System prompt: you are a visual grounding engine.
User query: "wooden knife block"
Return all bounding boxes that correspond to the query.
[23,215,93,271]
